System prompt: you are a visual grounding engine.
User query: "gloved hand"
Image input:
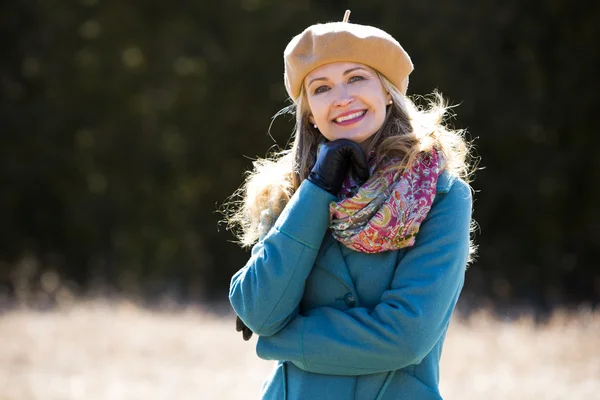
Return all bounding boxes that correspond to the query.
[236,315,253,341]
[307,139,370,195]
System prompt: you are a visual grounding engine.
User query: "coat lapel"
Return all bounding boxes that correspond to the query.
[314,231,355,291]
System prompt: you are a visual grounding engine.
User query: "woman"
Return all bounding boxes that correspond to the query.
[226,10,476,400]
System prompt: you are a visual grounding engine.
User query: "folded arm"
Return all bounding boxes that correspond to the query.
[229,180,336,337]
[256,178,473,375]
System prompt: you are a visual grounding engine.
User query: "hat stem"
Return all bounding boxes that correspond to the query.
[343,10,351,23]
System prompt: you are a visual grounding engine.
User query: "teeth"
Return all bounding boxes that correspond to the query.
[335,110,366,123]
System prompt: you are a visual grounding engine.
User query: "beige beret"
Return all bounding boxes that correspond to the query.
[283,14,414,100]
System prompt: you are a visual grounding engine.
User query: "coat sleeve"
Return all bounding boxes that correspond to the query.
[256,178,472,375]
[229,179,336,337]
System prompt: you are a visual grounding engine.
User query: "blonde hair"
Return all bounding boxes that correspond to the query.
[223,72,477,250]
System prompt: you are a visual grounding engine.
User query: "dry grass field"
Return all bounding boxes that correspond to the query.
[0,300,598,400]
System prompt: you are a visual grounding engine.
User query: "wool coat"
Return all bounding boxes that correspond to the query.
[229,170,472,400]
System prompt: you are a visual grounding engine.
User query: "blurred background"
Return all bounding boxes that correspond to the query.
[1,1,599,399]
[1,1,599,313]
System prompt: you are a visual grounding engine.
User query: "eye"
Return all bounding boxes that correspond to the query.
[314,85,330,95]
[349,75,366,83]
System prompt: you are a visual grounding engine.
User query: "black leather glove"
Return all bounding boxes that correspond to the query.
[236,315,253,341]
[307,139,370,195]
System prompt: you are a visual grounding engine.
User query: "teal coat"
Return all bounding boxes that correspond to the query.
[229,171,472,400]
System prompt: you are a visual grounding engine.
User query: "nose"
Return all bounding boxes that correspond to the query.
[332,87,354,108]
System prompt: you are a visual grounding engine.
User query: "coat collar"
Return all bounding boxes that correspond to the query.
[436,169,456,193]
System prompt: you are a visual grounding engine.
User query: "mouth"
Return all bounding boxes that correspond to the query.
[333,110,367,126]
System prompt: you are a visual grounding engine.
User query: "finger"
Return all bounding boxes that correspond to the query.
[347,145,370,181]
[235,315,245,332]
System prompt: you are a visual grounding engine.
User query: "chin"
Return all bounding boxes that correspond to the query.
[324,124,378,143]
[338,132,375,144]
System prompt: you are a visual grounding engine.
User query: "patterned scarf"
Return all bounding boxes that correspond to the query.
[329,149,445,253]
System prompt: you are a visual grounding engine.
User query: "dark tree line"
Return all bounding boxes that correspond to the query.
[1,0,598,310]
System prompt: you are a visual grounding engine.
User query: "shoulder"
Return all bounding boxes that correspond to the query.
[413,170,472,249]
[432,170,472,219]
[436,169,461,192]
[436,170,471,198]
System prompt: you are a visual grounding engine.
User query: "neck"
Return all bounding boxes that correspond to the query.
[359,135,376,153]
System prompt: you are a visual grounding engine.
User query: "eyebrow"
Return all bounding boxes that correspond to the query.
[307,67,367,87]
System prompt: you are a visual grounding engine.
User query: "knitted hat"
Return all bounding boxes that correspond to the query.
[284,10,413,100]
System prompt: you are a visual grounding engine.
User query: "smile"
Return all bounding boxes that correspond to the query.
[333,110,367,125]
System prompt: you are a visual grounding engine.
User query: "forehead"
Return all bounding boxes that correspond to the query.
[305,61,375,82]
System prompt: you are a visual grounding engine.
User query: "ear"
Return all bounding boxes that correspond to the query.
[386,93,392,104]
[308,115,315,125]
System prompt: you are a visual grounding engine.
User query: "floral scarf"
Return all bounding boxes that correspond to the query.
[329,149,445,253]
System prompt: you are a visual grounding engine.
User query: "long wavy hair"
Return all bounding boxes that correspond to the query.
[223,71,477,253]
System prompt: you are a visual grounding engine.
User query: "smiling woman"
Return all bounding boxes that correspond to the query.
[305,63,391,147]
[223,9,477,400]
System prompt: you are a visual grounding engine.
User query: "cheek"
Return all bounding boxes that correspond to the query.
[371,98,387,121]
[308,98,329,123]
[363,83,387,107]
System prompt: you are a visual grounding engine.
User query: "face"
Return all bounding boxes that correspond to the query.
[304,62,391,145]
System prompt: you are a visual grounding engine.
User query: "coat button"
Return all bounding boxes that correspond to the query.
[344,293,356,307]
